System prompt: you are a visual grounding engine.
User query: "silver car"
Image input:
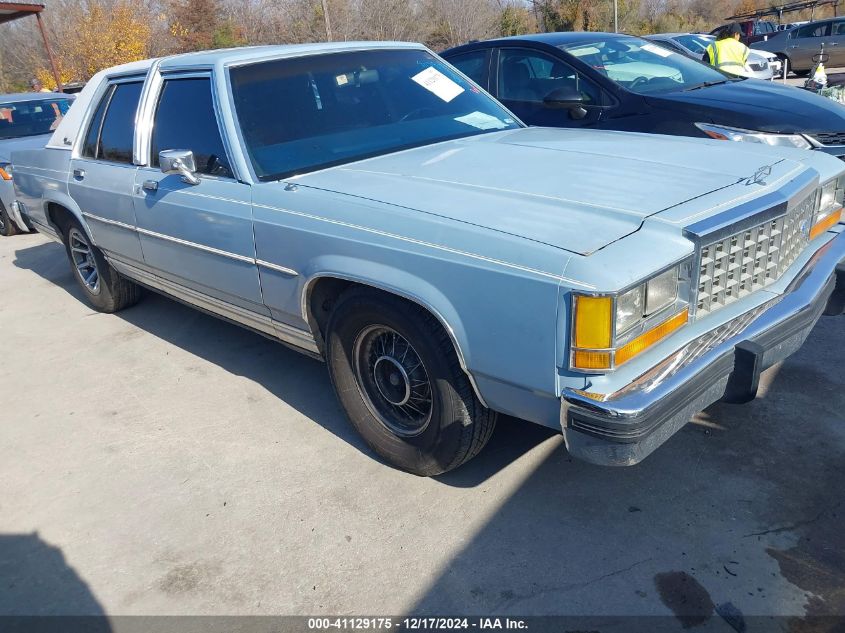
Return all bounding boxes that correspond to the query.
[753,18,845,74]
[0,92,73,236]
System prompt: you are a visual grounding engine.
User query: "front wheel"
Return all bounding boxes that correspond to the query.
[64,219,142,313]
[326,288,497,476]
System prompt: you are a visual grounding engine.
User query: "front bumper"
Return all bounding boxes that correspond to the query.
[561,230,845,466]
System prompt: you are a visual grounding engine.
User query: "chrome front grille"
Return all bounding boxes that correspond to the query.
[696,192,816,315]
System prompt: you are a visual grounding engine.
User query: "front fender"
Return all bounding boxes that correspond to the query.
[302,255,473,377]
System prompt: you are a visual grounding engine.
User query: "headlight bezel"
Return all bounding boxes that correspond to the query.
[570,259,693,373]
[694,122,813,150]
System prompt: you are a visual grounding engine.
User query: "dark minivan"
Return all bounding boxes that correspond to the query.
[442,32,845,159]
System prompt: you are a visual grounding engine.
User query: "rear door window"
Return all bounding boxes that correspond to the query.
[795,22,830,38]
[97,82,143,163]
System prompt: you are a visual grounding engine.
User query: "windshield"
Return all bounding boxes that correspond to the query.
[0,97,73,140]
[230,49,521,181]
[674,34,714,55]
[560,36,733,95]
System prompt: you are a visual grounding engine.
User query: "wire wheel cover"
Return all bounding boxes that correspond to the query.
[353,325,433,436]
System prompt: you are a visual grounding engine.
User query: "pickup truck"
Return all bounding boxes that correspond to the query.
[11,42,845,475]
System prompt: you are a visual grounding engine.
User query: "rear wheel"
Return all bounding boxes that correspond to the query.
[0,203,19,237]
[64,219,142,313]
[326,288,497,476]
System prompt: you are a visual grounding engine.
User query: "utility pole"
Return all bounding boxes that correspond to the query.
[614,0,618,32]
[321,0,333,41]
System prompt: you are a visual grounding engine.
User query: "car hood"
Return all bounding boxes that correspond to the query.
[292,127,801,255]
[648,79,845,134]
[0,133,50,163]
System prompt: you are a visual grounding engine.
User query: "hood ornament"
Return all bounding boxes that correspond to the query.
[744,164,773,186]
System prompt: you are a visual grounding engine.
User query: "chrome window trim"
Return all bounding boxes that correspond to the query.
[137,69,241,182]
[76,77,146,163]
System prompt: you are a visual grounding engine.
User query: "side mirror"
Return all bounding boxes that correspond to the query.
[543,87,588,120]
[159,149,200,185]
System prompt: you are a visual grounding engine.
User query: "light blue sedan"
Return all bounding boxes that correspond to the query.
[0,92,73,235]
[11,43,845,475]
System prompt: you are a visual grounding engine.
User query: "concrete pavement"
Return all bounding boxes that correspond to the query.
[1,232,844,627]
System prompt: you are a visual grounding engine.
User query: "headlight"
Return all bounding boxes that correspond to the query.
[695,123,813,150]
[810,177,844,239]
[0,163,12,181]
[571,263,690,372]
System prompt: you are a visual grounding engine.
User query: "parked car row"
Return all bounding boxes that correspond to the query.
[752,16,845,74]
[443,32,845,158]
[644,33,782,80]
[3,38,845,476]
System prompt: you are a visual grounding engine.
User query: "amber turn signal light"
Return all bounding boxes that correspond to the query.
[810,207,842,240]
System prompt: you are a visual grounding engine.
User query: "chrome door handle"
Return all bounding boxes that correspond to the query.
[142,180,159,192]
[72,168,85,180]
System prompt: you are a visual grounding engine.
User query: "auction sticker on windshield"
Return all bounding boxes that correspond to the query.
[412,66,464,102]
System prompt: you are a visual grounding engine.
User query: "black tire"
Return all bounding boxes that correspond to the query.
[0,202,19,237]
[63,218,142,313]
[326,287,497,476]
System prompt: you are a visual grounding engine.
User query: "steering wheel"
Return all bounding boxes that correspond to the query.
[629,76,650,90]
[399,107,437,122]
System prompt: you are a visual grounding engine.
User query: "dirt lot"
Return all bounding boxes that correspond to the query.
[1,231,844,627]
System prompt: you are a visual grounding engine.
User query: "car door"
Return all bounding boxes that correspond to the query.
[492,47,606,128]
[132,74,267,316]
[68,79,145,264]
[827,20,845,66]
[445,48,492,91]
[789,21,831,68]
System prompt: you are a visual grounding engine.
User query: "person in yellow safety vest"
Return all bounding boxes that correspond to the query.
[705,23,750,77]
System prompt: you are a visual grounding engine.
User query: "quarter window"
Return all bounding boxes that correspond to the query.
[97,82,143,163]
[82,86,112,158]
[151,77,232,178]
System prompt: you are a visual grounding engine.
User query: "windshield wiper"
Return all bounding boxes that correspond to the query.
[682,79,731,92]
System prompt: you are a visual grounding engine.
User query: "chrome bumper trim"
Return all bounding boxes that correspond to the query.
[561,231,845,466]
[8,201,31,232]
